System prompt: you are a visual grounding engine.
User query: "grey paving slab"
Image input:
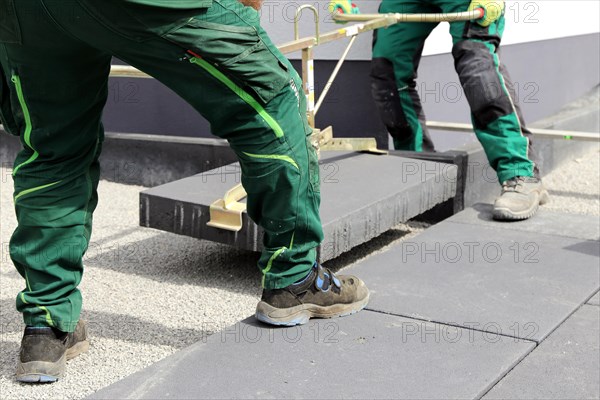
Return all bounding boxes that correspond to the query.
[447,203,600,241]
[346,215,600,342]
[484,305,600,399]
[88,311,534,400]
[588,291,600,306]
[140,152,457,262]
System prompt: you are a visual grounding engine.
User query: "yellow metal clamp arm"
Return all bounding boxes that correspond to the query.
[206,183,248,232]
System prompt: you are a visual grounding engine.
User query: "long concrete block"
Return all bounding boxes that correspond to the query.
[389,150,469,222]
[140,152,457,262]
[0,131,238,187]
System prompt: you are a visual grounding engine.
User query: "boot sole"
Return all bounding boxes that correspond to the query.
[66,339,90,360]
[493,190,549,221]
[539,189,550,205]
[255,294,370,326]
[16,356,65,383]
[16,339,89,383]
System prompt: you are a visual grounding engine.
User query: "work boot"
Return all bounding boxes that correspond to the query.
[255,263,370,326]
[16,320,89,383]
[493,176,550,221]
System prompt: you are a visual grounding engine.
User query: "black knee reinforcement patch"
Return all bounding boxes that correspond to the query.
[452,40,514,129]
[370,57,414,143]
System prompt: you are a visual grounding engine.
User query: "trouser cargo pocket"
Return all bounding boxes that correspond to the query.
[165,17,289,105]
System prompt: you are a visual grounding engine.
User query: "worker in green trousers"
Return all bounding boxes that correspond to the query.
[331,0,549,221]
[0,0,369,382]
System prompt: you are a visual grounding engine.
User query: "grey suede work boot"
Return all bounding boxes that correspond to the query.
[493,176,550,221]
[16,320,89,383]
[256,264,370,326]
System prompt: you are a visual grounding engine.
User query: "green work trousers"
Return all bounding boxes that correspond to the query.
[0,0,323,332]
[371,0,536,183]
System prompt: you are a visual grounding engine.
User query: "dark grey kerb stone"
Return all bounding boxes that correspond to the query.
[345,213,600,342]
[88,310,534,400]
[446,203,600,241]
[484,305,600,399]
[140,152,458,262]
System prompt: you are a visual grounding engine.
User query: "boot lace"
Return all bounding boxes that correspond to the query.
[502,177,523,192]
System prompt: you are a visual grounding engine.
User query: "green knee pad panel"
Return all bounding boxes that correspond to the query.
[452,40,514,129]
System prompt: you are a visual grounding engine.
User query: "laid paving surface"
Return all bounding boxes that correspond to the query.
[140,151,457,261]
[347,210,600,343]
[89,311,534,400]
[446,203,600,241]
[89,205,599,399]
[484,305,600,399]
[588,291,600,306]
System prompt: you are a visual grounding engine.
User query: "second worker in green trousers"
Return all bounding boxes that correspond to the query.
[0,0,369,383]
[365,0,549,220]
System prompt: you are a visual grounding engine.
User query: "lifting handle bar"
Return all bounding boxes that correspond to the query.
[427,121,600,142]
[109,9,485,79]
[333,8,484,23]
[294,5,320,43]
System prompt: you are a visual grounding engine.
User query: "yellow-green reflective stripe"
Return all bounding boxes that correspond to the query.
[38,306,54,327]
[13,153,38,177]
[261,247,286,287]
[14,180,62,202]
[188,57,284,139]
[20,294,54,327]
[488,44,529,159]
[242,152,299,170]
[260,231,295,287]
[11,75,38,176]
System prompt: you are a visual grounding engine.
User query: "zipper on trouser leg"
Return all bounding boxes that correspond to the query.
[185,52,301,170]
[185,51,285,140]
[11,74,62,327]
[10,74,38,176]
[10,74,63,201]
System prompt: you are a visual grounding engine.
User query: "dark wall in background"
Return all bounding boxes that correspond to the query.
[102,33,599,150]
